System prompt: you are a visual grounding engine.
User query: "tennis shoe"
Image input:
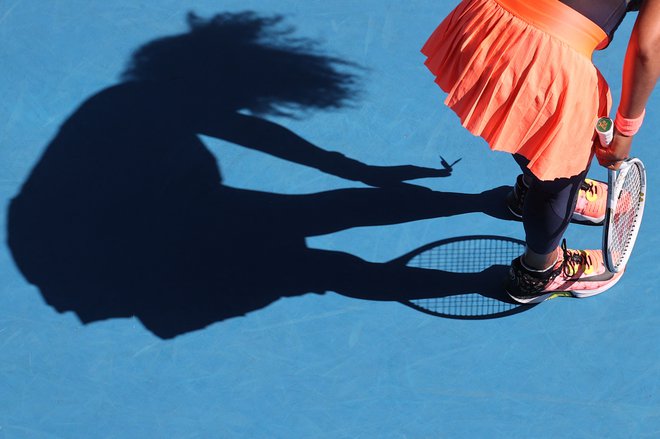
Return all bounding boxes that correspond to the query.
[573,178,607,224]
[507,175,607,225]
[505,240,624,304]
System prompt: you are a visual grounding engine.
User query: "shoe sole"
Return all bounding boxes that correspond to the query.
[571,212,605,225]
[506,291,556,304]
[569,271,624,298]
[506,271,624,304]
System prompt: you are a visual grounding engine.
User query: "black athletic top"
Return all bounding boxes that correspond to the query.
[559,0,642,42]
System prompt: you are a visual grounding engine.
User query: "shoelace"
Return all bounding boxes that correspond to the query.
[559,240,594,277]
[580,180,600,201]
[514,240,595,295]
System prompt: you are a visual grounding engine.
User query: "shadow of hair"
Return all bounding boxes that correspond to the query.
[122,11,361,117]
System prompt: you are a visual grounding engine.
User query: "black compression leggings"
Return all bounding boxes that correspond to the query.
[514,154,589,254]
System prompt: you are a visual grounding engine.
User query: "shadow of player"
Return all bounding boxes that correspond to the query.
[7,12,518,339]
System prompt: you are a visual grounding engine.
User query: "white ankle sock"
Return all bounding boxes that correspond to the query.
[521,256,557,274]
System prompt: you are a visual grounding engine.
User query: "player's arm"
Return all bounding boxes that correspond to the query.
[596,0,660,168]
[199,112,450,185]
[199,112,353,172]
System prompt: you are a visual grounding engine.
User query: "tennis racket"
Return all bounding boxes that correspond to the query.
[394,235,539,319]
[596,117,647,273]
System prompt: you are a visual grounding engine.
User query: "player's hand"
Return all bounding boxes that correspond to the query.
[595,130,633,170]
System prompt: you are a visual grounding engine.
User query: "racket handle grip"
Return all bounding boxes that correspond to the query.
[596,117,614,147]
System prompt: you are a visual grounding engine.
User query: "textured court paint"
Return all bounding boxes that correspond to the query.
[1,1,660,438]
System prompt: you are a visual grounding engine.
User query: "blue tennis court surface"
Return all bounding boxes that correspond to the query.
[2,1,660,437]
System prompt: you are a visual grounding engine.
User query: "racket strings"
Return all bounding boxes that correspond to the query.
[412,239,520,272]
[407,238,524,317]
[610,165,643,268]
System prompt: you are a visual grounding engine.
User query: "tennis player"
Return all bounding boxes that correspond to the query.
[422,0,660,302]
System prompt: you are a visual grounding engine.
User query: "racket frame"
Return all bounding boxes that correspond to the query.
[602,157,646,273]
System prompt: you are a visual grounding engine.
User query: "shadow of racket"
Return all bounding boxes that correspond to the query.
[393,235,538,319]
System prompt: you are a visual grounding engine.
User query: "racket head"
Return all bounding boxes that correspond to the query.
[603,158,647,272]
[396,235,536,319]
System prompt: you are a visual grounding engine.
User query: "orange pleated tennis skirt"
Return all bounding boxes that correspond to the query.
[422,0,612,180]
